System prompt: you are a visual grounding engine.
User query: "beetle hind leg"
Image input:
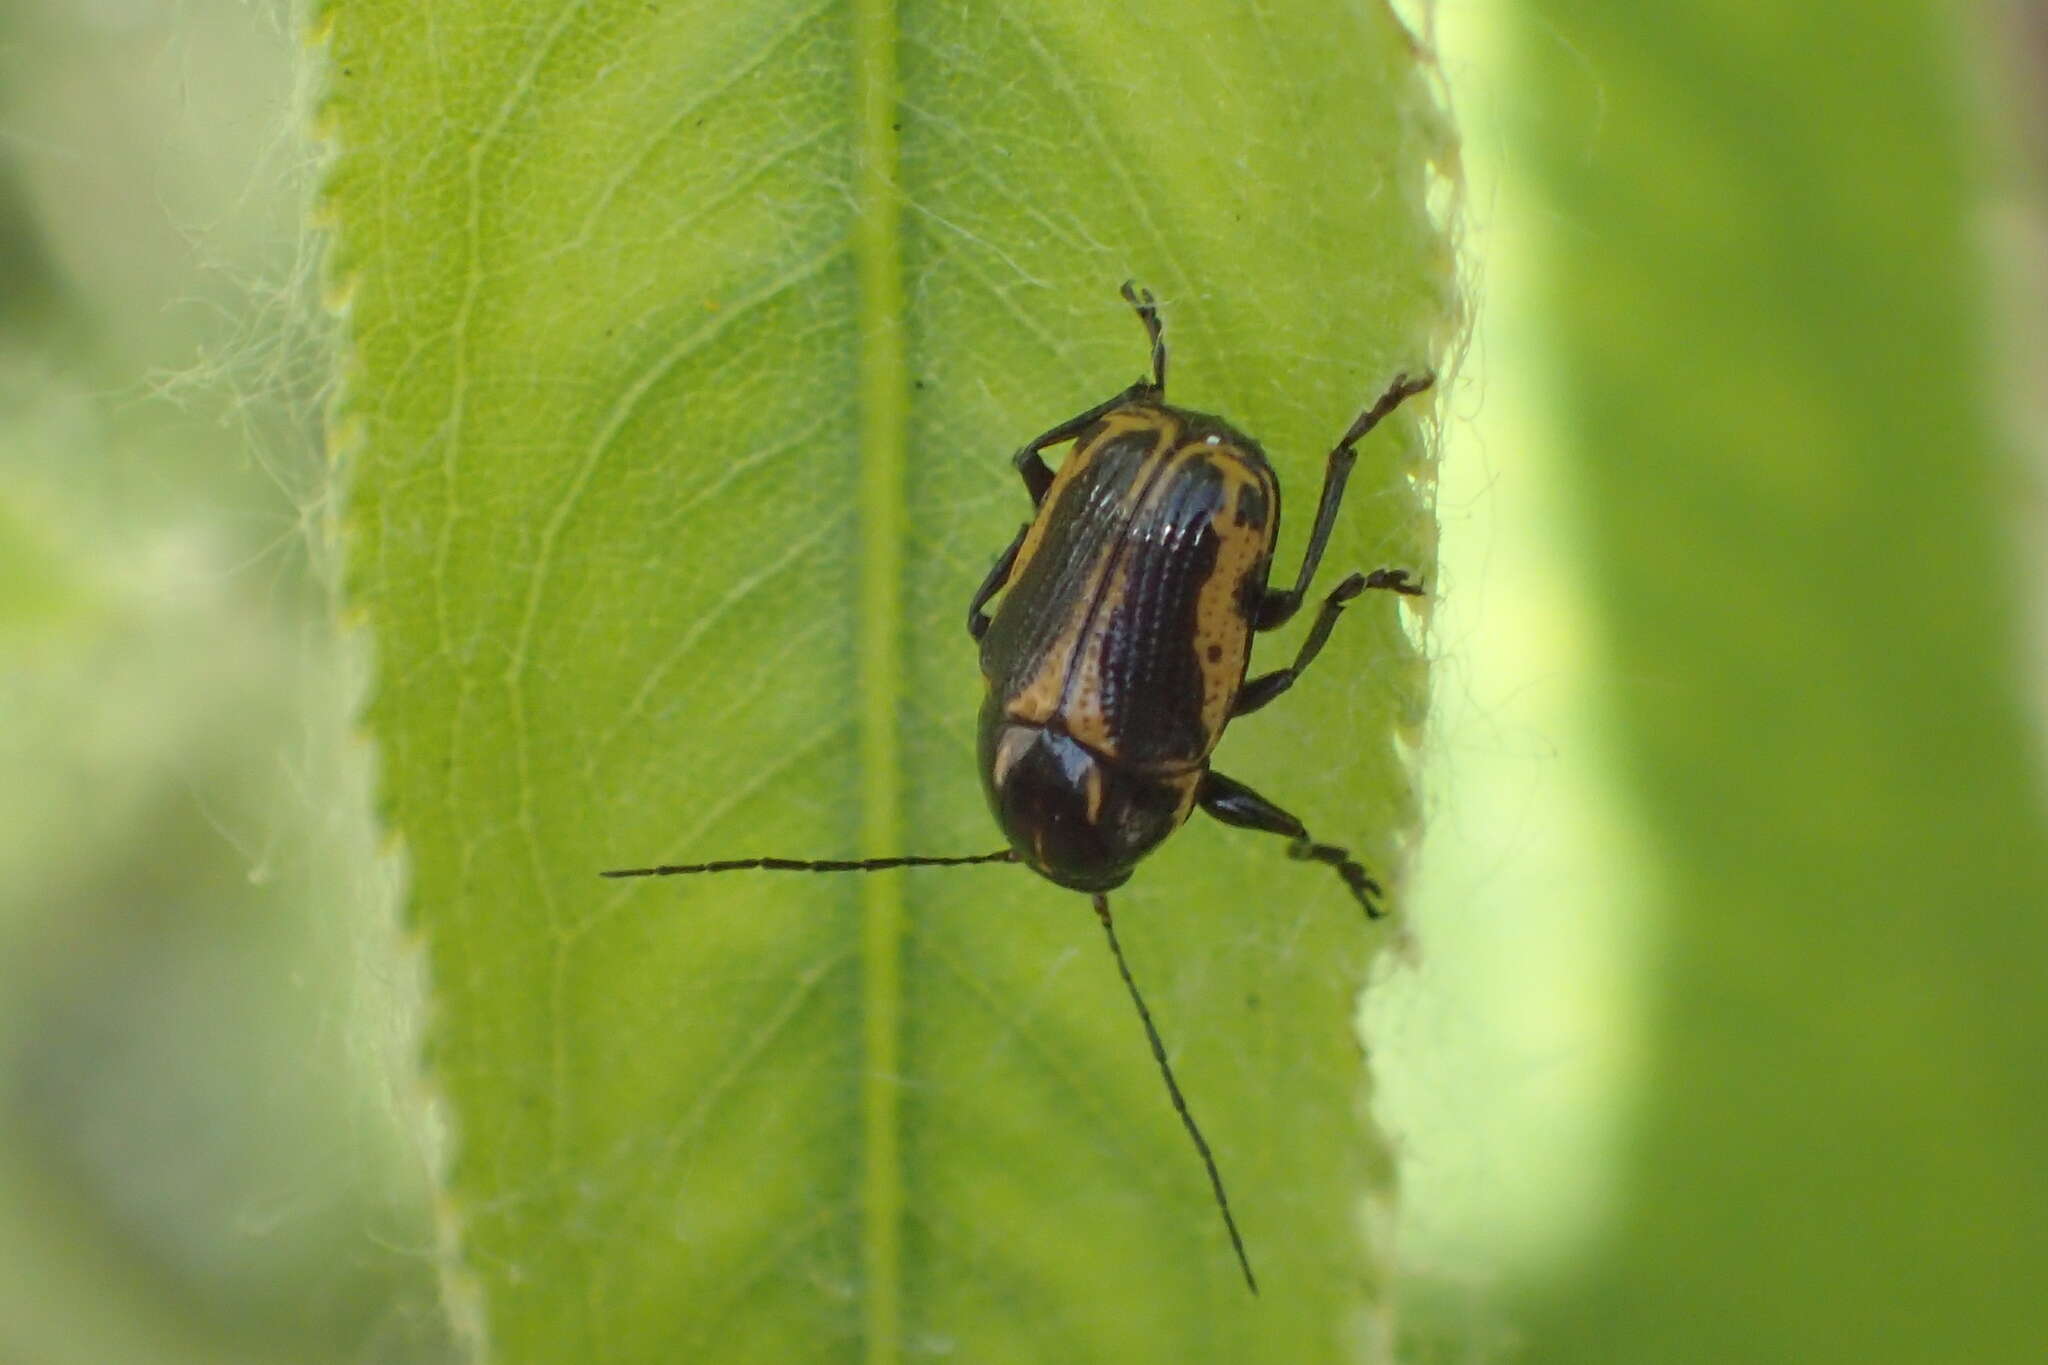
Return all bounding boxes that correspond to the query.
[1257,370,1435,630]
[1198,769,1389,919]
[1008,380,1154,506]
[1003,283,1172,506]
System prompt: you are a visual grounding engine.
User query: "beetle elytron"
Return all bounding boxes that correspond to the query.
[607,284,1434,1293]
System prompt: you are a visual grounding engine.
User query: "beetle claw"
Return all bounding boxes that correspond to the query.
[1287,837,1388,919]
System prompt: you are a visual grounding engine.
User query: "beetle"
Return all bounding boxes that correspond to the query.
[606,283,1434,1294]
[969,283,1431,907]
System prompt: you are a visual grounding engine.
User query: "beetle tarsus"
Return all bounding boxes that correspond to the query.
[1119,279,1168,393]
[1286,838,1388,919]
[1337,371,1436,449]
[1267,369,1436,626]
[1362,567,1425,596]
[1198,771,1392,918]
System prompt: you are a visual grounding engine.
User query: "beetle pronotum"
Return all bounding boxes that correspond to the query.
[607,284,1433,1293]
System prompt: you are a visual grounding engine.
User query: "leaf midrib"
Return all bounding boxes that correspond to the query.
[852,1,908,1358]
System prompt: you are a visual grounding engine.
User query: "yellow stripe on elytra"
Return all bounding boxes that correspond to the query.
[1191,457,1280,743]
[1003,408,1174,587]
[1059,436,1275,761]
[1004,409,1180,729]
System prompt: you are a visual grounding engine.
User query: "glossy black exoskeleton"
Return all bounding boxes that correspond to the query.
[968,283,1431,906]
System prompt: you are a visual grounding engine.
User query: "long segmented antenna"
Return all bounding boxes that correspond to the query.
[1092,892,1257,1294]
[601,850,1017,878]
[600,856,1255,1290]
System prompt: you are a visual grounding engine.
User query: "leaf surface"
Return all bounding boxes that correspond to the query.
[323,2,1453,1358]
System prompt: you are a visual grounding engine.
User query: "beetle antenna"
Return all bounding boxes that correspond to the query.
[1091,892,1257,1294]
[601,850,1017,878]
[1119,279,1167,394]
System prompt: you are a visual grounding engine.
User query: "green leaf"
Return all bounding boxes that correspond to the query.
[322,1,1454,1357]
[1493,2,2048,1362]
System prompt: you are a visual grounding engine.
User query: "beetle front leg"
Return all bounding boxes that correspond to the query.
[968,522,1030,640]
[1256,371,1434,629]
[1198,770,1388,918]
[1236,569,1423,716]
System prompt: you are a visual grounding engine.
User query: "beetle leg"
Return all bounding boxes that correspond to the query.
[1010,382,1155,507]
[1119,279,1168,392]
[1237,572,1362,715]
[1237,569,1423,715]
[968,522,1030,640]
[1198,769,1388,918]
[1256,371,1434,629]
[1007,286,1170,504]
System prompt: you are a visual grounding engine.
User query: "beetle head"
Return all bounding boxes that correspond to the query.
[979,711,1196,892]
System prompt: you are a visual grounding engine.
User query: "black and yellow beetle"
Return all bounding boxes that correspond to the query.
[608,284,1433,1293]
[970,284,1431,906]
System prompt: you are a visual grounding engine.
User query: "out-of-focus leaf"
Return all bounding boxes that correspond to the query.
[1507,3,2048,1362]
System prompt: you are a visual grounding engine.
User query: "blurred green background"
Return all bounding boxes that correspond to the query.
[2,0,2043,1362]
